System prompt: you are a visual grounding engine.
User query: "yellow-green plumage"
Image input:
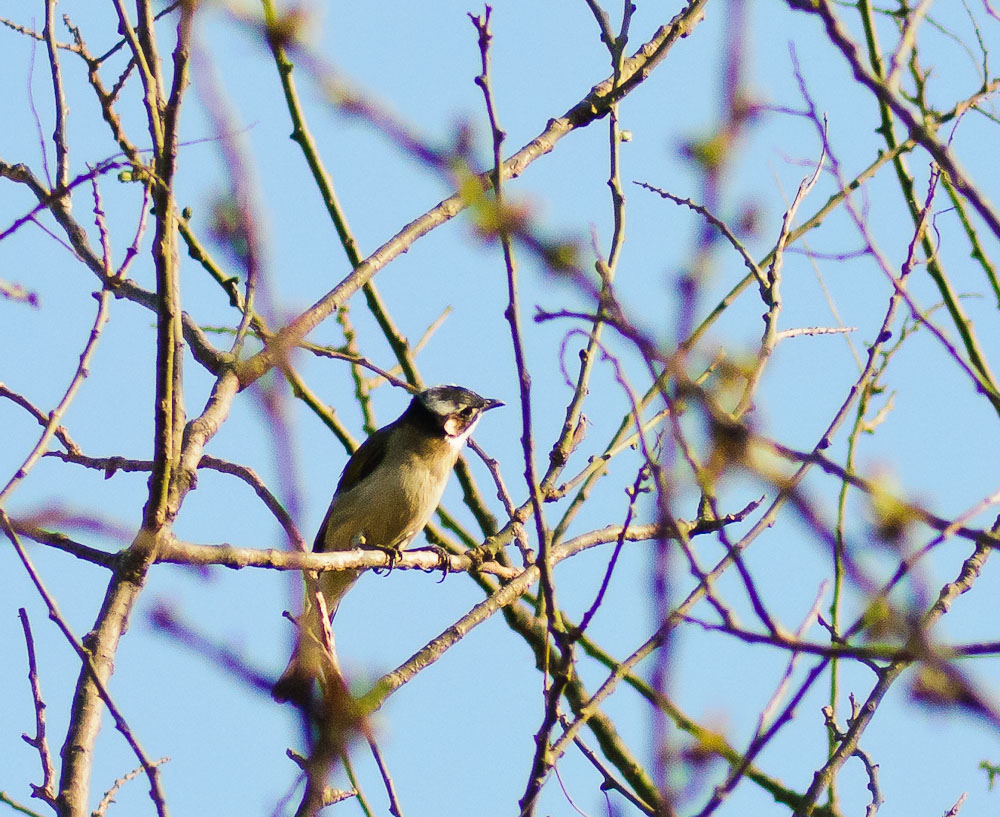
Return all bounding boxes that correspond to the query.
[314,416,469,612]
[273,385,502,703]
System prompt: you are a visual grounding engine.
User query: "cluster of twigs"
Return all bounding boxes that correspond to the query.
[2,2,1000,817]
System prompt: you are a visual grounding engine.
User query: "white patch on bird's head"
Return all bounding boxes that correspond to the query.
[444,413,481,444]
[415,384,502,442]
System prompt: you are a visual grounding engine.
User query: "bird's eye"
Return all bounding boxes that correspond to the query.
[460,407,475,417]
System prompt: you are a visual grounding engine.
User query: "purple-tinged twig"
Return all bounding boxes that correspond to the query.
[569,731,655,815]
[468,438,529,562]
[0,16,79,51]
[702,584,829,814]
[0,284,111,505]
[0,383,81,455]
[574,463,649,639]
[943,793,968,816]
[797,537,996,813]
[791,53,1000,414]
[357,499,760,720]
[469,7,551,619]
[367,738,406,817]
[303,344,413,392]
[787,0,1000,242]
[93,757,170,817]
[8,517,117,568]
[733,137,826,418]
[90,170,114,278]
[0,159,126,242]
[545,0,633,509]
[0,159,226,374]
[470,14,570,815]
[18,609,57,808]
[44,448,307,551]
[693,661,829,817]
[635,183,766,289]
[148,603,277,695]
[117,182,151,279]
[0,277,40,306]
[234,0,711,389]
[43,0,68,191]
[26,35,52,190]
[1,512,170,817]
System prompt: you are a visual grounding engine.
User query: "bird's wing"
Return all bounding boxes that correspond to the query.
[311,423,394,553]
[334,422,392,495]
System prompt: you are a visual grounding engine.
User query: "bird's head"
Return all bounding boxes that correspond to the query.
[412,385,503,441]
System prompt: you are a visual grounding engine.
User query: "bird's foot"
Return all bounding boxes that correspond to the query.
[410,544,452,583]
[363,541,401,575]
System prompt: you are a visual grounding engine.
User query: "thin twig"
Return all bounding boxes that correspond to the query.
[1,513,171,817]
[0,285,111,505]
[92,758,170,817]
[367,738,406,817]
[18,609,57,807]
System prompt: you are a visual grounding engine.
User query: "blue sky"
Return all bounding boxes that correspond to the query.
[3,1,1000,816]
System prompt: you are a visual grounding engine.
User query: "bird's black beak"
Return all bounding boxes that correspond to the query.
[483,398,504,411]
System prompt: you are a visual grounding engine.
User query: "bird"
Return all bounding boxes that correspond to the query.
[273,384,503,703]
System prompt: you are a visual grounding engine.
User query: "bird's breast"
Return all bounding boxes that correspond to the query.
[319,440,459,552]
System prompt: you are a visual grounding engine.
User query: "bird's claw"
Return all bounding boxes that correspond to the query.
[411,544,451,582]
[363,541,401,575]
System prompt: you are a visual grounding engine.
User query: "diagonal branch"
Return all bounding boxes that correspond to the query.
[234,0,709,388]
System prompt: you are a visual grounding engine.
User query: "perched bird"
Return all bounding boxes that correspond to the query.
[273,384,503,702]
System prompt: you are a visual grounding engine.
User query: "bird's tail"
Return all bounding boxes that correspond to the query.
[272,568,360,704]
